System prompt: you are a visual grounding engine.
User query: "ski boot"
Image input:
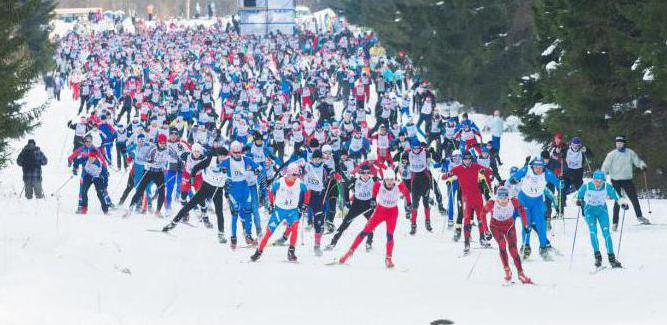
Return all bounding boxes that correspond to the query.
[612,223,618,232]
[154,210,163,218]
[503,267,512,282]
[250,249,262,262]
[245,234,257,246]
[313,245,323,257]
[438,205,446,216]
[365,242,372,252]
[425,219,433,232]
[547,220,552,231]
[218,232,227,244]
[202,216,213,229]
[230,236,237,250]
[181,213,190,223]
[463,238,471,255]
[483,231,493,241]
[539,247,550,260]
[385,256,395,269]
[339,250,353,264]
[637,216,651,225]
[522,245,531,259]
[608,254,622,268]
[409,223,417,235]
[518,272,533,284]
[273,235,288,246]
[594,251,602,268]
[480,235,491,248]
[453,228,462,242]
[324,243,336,251]
[447,220,454,228]
[325,221,335,234]
[75,206,88,215]
[162,222,176,232]
[287,246,297,262]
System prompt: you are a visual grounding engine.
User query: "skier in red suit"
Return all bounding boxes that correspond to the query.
[442,152,493,254]
[338,168,411,268]
[483,186,533,284]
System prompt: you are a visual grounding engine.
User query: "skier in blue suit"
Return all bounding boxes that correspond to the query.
[507,158,562,260]
[575,170,625,269]
[221,141,261,249]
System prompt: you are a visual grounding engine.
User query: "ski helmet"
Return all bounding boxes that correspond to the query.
[592,170,605,181]
[191,143,204,155]
[157,134,168,144]
[383,168,396,180]
[230,141,243,153]
[411,138,421,149]
[530,158,546,167]
[287,163,301,176]
[496,186,510,199]
[321,144,332,154]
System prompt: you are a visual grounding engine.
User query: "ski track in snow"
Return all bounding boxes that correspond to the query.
[0,85,666,325]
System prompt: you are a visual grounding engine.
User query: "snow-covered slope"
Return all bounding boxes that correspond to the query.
[1,86,666,325]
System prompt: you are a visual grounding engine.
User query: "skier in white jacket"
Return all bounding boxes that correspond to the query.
[601,135,650,228]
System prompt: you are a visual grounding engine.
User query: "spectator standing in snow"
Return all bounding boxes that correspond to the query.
[16,139,48,199]
[484,110,504,154]
[601,135,650,228]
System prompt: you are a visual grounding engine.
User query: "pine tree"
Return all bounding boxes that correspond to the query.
[0,0,55,167]
[325,0,537,111]
[514,0,666,190]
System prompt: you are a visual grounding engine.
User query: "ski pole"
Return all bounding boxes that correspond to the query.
[569,208,581,270]
[642,171,652,214]
[51,175,76,197]
[148,173,178,201]
[617,208,627,257]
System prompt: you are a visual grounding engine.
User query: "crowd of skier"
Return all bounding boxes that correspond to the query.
[47,16,653,284]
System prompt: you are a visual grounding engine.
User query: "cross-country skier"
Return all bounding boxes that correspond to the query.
[441,152,493,254]
[338,168,411,268]
[575,170,625,269]
[601,135,650,228]
[77,151,110,214]
[250,164,311,262]
[483,186,532,284]
[162,148,228,239]
[221,140,261,248]
[507,158,562,260]
[325,164,376,251]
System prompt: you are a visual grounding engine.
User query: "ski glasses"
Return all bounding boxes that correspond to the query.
[496,192,509,199]
[359,170,371,175]
[231,151,242,155]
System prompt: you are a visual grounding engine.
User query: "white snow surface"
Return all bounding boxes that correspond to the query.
[1,86,666,325]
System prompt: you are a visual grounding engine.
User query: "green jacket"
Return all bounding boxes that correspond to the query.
[601,148,646,181]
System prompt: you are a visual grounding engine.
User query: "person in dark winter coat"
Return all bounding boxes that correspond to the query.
[16,139,48,199]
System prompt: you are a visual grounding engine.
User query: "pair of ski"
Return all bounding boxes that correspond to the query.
[324,259,409,272]
[590,265,623,274]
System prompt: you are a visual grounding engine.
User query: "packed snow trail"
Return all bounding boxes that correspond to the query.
[0,85,665,325]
